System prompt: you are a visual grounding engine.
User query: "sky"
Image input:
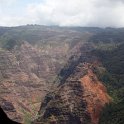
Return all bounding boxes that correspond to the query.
[0,0,124,27]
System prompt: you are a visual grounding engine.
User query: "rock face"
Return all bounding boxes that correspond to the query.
[34,48,110,124]
[80,69,110,124]
[0,26,114,123]
[0,25,94,123]
[0,41,71,122]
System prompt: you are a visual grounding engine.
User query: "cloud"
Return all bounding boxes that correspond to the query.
[25,0,124,27]
[1,0,124,27]
[0,0,17,6]
[26,0,94,26]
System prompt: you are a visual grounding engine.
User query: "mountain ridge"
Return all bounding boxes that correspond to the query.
[0,25,123,124]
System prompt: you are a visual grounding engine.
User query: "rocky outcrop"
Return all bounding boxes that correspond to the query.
[0,25,95,123]
[0,46,48,122]
[80,68,110,124]
[0,26,115,123]
[34,49,110,124]
[0,41,70,123]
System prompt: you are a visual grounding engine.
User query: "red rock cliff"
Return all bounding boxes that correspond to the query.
[80,68,110,124]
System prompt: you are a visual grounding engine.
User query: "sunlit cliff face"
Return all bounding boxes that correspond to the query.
[34,60,111,124]
[80,68,111,124]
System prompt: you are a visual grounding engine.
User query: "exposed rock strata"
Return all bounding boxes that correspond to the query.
[34,51,110,124]
[0,41,70,122]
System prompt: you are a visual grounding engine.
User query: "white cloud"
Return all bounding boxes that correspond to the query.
[26,0,95,26]
[25,0,124,27]
[1,0,124,27]
[0,0,17,6]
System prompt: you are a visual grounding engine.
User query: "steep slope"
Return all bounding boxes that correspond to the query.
[0,26,94,123]
[34,46,110,124]
[80,69,110,124]
[92,44,124,124]
[0,42,51,122]
[0,41,75,122]
[99,99,124,124]
[0,26,124,123]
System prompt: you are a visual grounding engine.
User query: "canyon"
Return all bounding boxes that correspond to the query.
[0,26,123,124]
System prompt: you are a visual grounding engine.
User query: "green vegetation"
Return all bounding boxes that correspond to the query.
[99,99,124,124]
[92,43,124,124]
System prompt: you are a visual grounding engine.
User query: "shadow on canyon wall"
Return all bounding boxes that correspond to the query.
[0,107,21,124]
